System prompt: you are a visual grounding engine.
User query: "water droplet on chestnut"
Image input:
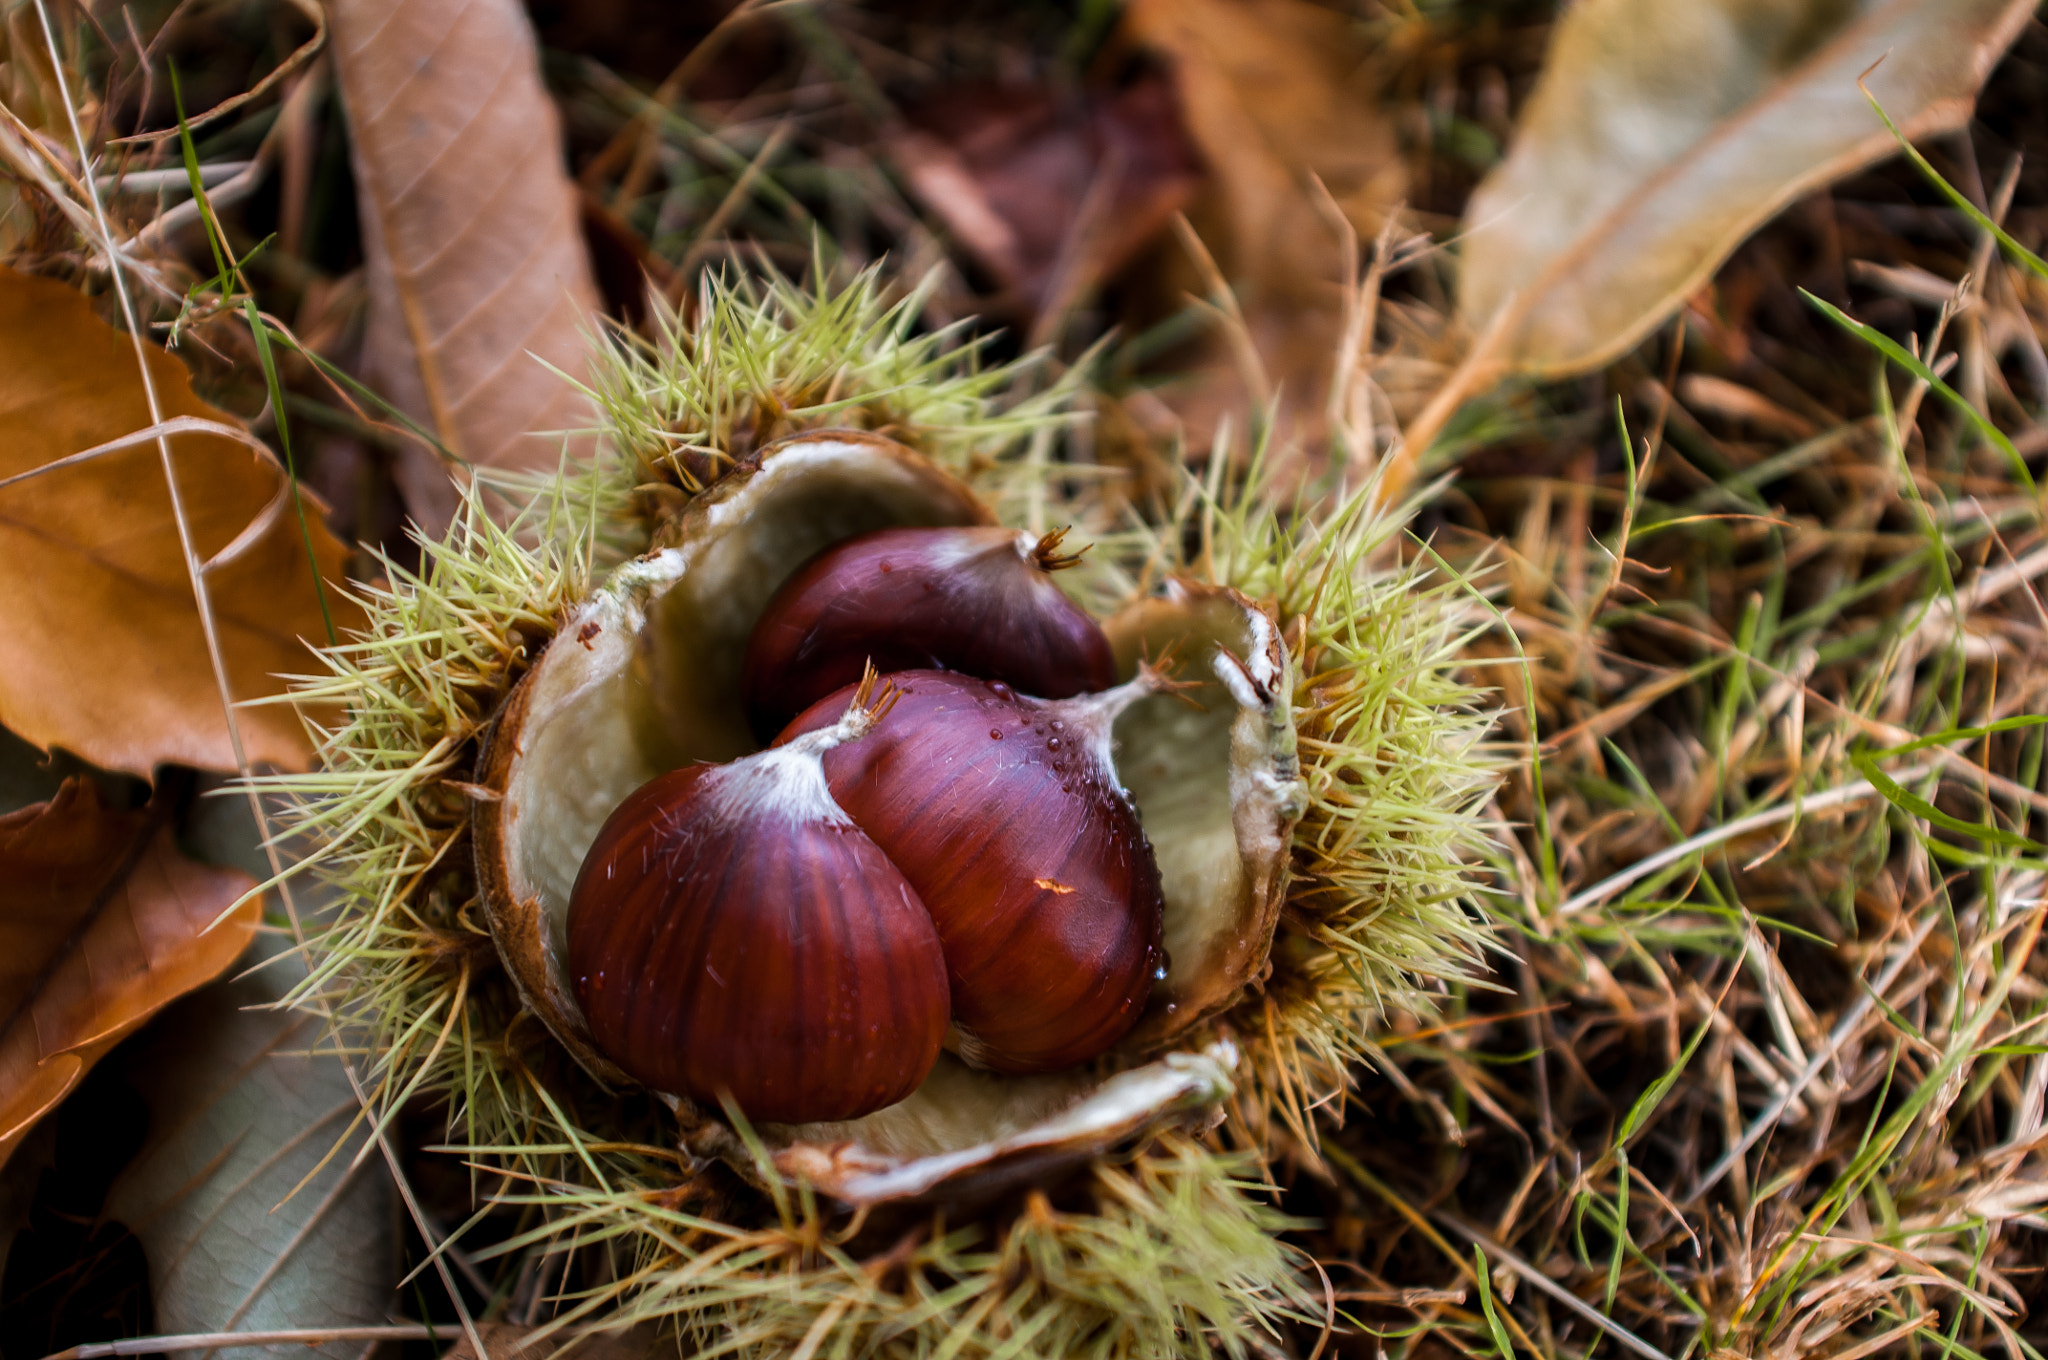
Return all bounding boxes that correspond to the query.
[742,526,1116,740]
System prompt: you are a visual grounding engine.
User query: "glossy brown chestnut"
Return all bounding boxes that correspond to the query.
[743,525,1117,740]
[567,692,949,1122]
[780,669,1166,1074]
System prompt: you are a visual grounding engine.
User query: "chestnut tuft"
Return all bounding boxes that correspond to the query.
[567,679,950,1122]
[780,669,1167,1074]
[743,525,1116,739]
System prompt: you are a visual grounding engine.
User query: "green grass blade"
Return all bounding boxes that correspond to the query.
[1803,290,2036,494]
[1472,1246,1517,1357]
[1861,81,2048,285]
[247,299,340,646]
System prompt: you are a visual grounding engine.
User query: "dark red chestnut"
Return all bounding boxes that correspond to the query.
[780,669,1166,1074]
[567,683,949,1122]
[743,525,1117,740]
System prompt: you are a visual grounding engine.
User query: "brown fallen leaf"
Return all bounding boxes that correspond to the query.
[1120,0,1408,471]
[1457,0,2037,378]
[888,71,1201,334]
[0,778,260,1171]
[332,0,603,532]
[1125,0,1404,311]
[0,266,360,777]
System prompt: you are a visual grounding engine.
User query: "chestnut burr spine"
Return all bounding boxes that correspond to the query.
[743,525,1117,739]
[780,669,1167,1074]
[567,682,950,1122]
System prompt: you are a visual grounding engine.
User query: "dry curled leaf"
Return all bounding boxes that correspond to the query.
[332,0,602,532]
[1457,0,2037,377]
[0,266,359,777]
[0,778,260,1171]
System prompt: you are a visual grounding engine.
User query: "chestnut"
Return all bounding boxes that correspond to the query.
[780,669,1167,1074]
[566,683,950,1122]
[743,525,1117,739]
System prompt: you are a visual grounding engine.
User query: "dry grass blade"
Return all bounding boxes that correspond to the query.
[41,1325,442,1359]
[1554,765,1929,916]
[331,0,601,531]
[106,0,327,148]
[1437,1213,1675,1360]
